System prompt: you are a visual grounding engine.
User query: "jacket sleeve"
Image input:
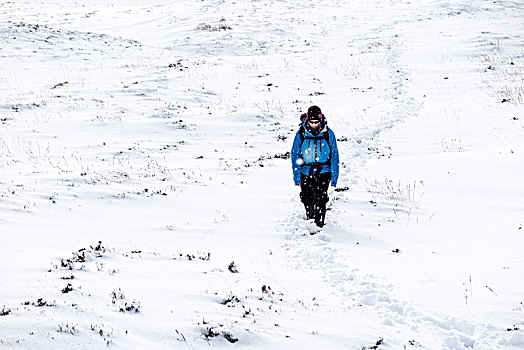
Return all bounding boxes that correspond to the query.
[329,130,339,187]
[291,131,303,185]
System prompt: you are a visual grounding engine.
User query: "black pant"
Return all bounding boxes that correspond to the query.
[300,172,331,227]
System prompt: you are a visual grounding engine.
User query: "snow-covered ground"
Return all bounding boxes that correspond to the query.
[1,0,523,348]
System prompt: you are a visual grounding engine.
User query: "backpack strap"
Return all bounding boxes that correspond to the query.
[299,124,306,141]
[323,129,330,143]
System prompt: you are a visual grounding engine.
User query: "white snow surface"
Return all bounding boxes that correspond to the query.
[1,0,523,349]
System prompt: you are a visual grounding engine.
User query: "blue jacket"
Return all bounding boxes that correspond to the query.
[291,123,339,186]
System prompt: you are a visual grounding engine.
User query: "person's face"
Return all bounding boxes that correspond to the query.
[309,120,320,129]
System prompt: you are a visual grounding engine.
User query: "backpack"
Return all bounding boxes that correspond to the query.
[298,123,331,166]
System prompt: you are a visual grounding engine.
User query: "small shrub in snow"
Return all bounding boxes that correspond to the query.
[367,178,424,208]
[61,283,74,294]
[480,49,523,104]
[91,322,113,346]
[167,60,188,70]
[242,308,253,318]
[201,326,238,343]
[109,288,140,313]
[439,136,464,152]
[261,285,273,295]
[74,250,86,263]
[405,339,420,347]
[110,289,125,304]
[334,186,349,192]
[57,323,77,335]
[22,298,54,307]
[253,99,284,119]
[260,285,284,301]
[513,302,524,311]
[221,293,241,307]
[202,326,219,339]
[0,306,11,316]
[228,261,238,273]
[91,241,106,256]
[362,337,384,349]
[196,18,231,31]
[60,258,75,270]
[223,332,238,343]
[273,151,290,159]
[119,300,141,313]
[56,241,107,271]
[174,251,211,261]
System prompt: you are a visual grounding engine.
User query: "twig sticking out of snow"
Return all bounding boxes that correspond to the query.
[52,81,68,89]
[486,285,498,297]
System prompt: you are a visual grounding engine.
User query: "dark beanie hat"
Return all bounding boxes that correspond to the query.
[307,105,322,121]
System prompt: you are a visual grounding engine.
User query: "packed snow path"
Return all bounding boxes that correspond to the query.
[1,0,523,349]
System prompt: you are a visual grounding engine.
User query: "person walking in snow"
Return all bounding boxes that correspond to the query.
[291,105,339,228]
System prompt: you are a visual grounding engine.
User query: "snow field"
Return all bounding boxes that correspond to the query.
[1,0,524,349]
